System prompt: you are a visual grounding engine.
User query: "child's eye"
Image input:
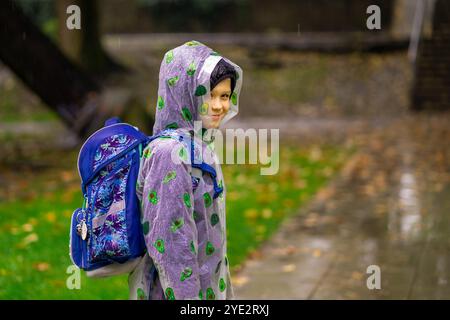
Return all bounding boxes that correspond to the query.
[221,94,230,99]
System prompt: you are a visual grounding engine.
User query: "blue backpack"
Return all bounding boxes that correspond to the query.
[69,117,223,276]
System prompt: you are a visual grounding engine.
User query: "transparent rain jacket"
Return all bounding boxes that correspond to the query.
[128,40,243,300]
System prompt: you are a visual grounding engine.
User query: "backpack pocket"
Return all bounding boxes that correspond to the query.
[69,208,87,269]
[88,156,133,264]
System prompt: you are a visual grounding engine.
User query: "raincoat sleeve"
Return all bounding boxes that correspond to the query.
[140,138,201,300]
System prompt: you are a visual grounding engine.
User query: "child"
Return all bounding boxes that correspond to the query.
[128,40,243,300]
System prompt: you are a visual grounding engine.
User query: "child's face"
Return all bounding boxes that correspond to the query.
[200,78,231,129]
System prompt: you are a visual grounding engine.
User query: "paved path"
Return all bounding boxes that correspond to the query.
[233,114,450,299]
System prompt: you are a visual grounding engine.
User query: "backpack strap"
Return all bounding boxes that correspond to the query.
[148,129,224,199]
[189,134,223,199]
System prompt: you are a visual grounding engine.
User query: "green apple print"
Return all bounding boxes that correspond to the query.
[165,287,175,300]
[153,239,165,254]
[185,40,201,46]
[210,213,219,226]
[199,102,208,115]
[203,192,212,207]
[180,267,193,282]
[148,190,158,205]
[231,92,238,105]
[167,75,179,86]
[206,241,215,255]
[206,287,215,300]
[179,147,188,162]
[143,147,152,159]
[199,290,203,300]
[137,287,146,300]
[181,106,193,121]
[190,240,196,254]
[195,85,207,96]
[186,62,196,76]
[165,50,174,64]
[157,96,165,110]
[183,192,191,208]
[170,217,184,233]
[219,278,226,292]
[165,122,179,130]
[163,170,177,184]
[142,220,150,235]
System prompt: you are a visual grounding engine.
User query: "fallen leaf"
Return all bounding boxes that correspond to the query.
[312,249,322,258]
[33,262,50,272]
[351,271,364,281]
[45,211,56,223]
[282,264,296,273]
[231,275,249,287]
[244,208,258,220]
[262,208,273,219]
[17,233,39,248]
[22,223,33,232]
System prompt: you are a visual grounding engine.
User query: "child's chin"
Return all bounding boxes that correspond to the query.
[205,121,220,129]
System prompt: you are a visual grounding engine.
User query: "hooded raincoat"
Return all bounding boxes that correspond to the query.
[128,40,243,300]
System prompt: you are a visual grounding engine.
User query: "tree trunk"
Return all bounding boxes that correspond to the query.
[56,0,124,76]
[0,0,101,137]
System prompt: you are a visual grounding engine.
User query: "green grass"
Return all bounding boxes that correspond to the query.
[0,143,349,299]
[0,80,58,123]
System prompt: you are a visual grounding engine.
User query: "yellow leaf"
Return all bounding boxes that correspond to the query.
[312,249,322,258]
[262,208,272,219]
[23,233,38,245]
[28,218,38,226]
[282,264,296,273]
[294,179,307,189]
[228,191,241,201]
[282,199,295,208]
[309,146,322,161]
[33,262,50,272]
[61,170,76,182]
[22,223,33,232]
[45,211,56,223]
[244,208,258,220]
[351,271,363,281]
[231,275,249,287]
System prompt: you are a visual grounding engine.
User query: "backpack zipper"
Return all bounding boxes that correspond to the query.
[76,123,141,181]
[81,139,143,194]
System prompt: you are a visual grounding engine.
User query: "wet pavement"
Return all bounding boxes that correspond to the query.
[233,114,450,299]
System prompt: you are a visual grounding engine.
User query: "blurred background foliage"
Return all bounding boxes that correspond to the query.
[1,0,448,299]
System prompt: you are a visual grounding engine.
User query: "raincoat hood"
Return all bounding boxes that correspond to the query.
[152,40,243,137]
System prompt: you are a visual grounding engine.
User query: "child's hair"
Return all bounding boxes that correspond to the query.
[210,59,237,93]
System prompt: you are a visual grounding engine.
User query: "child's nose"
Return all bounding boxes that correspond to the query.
[211,100,222,112]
